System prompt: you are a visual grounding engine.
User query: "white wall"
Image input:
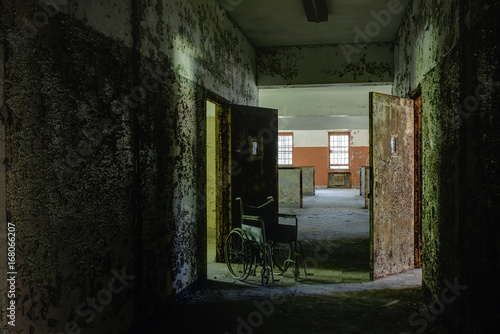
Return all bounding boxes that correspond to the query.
[351,129,369,146]
[260,85,393,117]
[261,85,392,131]
[292,130,328,147]
[283,129,369,148]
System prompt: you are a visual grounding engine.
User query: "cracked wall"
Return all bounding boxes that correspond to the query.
[0,0,257,332]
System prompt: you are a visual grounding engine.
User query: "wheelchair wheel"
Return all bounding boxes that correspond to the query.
[225,229,252,280]
[272,241,292,273]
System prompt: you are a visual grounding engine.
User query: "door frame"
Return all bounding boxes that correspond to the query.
[413,92,423,268]
[205,94,231,263]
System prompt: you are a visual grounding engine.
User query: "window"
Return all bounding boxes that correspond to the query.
[278,133,293,165]
[329,132,350,169]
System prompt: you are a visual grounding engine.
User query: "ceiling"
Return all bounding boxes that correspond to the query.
[260,85,393,116]
[223,0,411,47]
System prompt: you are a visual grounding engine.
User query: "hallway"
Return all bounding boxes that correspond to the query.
[1,1,498,332]
[176,190,447,334]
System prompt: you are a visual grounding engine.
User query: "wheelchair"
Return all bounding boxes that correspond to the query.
[224,196,309,286]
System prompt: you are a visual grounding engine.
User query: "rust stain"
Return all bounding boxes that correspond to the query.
[370,93,415,280]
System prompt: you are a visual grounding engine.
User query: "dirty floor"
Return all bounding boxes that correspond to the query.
[134,189,449,334]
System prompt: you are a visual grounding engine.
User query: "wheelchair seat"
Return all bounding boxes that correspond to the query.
[234,196,309,281]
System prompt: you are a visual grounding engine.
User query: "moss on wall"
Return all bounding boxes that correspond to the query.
[394,0,500,331]
[421,47,461,297]
[393,0,461,96]
[458,2,500,330]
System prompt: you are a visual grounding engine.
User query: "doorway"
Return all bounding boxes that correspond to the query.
[205,102,279,281]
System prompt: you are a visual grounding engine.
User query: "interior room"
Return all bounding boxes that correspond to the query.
[260,85,392,189]
[0,0,499,333]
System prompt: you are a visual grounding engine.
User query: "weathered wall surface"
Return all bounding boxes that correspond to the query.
[393,0,460,96]
[393,0,500,331]
[136,0,258,105]
[257,43,393,86]
[420,47,461,315]
[370,93,414,280]
[278,168,302,208]
[301,166,315,196]
[458,1,500,331]
[0,0,257,332]
[350,146,370,188]
[206,111,216,229]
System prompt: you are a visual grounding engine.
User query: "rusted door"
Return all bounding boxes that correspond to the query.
[369,93,415,280]
[230,105,278,229]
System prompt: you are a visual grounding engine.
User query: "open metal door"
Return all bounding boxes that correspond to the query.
[230,105,278,229]
[370,93,415,280]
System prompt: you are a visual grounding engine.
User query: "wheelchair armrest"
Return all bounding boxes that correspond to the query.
[242,214,262,222]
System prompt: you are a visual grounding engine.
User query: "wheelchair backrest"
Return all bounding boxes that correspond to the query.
[237,196,276,244]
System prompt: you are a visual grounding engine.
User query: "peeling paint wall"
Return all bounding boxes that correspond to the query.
[0,0,257,332]
[393,0,460,96]
[257,43,393,86]
[301,166,315,196]
[370,93,414,279]
[393,0,500,331]
[278,168,302,208]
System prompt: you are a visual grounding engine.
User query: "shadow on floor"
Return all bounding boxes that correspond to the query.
[133,285,449,334]
[161,189,446,333]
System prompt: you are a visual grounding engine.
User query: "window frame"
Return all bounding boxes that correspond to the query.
[328,131,351,170]
[278,132,294,166]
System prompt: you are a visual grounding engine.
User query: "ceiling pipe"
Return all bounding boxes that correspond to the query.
[302,0,328,23]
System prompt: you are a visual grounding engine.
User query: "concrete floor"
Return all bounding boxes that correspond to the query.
[137,189,448,334]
